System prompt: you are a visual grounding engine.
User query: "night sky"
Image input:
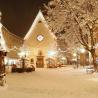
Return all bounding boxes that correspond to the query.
[0,0,50,38]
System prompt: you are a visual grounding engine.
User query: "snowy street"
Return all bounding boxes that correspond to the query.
[0,66,98,98]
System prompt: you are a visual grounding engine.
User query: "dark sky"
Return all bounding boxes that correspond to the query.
[0,0,50,38]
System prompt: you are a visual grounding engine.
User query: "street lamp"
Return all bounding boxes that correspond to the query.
[18,50,29,70]
[80,48,85,53]
[47,50,57,68]
[79,47,86,67]
[73,53,77,57]
[61,57,66,65]
[73,47,85,68]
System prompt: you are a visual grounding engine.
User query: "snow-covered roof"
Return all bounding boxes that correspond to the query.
[24,10,56,40]
[0,22,7,51]
[0,22,23,58]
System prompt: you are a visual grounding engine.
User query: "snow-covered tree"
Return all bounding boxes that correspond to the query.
[43,0,98,70]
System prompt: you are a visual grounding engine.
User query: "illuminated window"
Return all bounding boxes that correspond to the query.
[37,35,44,41]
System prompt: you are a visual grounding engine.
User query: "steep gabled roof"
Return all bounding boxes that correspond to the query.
[2,26,23,58]
[24,10,56,40]
[0,23,8,51]
[0,22,23,58]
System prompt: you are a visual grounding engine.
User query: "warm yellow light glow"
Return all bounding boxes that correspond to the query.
[18,52,26,57]
[8,59,17,65]
[37,35,44,41]
[0,31,7,51]
[0,23,2,31]
[73,53,77,57]
[48,51,56,57]
[72,58,77,61]
[95,43,98,48]
[80,48,85,53]
[18,51,29,58]
[61,57,66,60]
[1,40,5,45]
[4,57,8,65]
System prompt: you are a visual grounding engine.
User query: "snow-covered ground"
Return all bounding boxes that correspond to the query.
[0,66,98,98]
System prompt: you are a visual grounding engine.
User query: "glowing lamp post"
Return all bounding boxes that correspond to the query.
[61,57,66,65]
[73,47,85,68]
[18,51,28,70]
[61,57,66,60]
[47,51,57,68]
[73,53,77,57]
[80,48,85,53]
[72,53,77,67]
[78,48,86,67]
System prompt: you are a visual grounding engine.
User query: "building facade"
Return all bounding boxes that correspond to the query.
[0,11,57,68]
[23,11,57,67]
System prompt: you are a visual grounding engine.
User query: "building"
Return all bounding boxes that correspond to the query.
[0,10,57,68]
[0,23,23,65]
[23,10,57,67]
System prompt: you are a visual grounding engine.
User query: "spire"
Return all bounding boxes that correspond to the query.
[24,10,47,40]
[24,10,56,40]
